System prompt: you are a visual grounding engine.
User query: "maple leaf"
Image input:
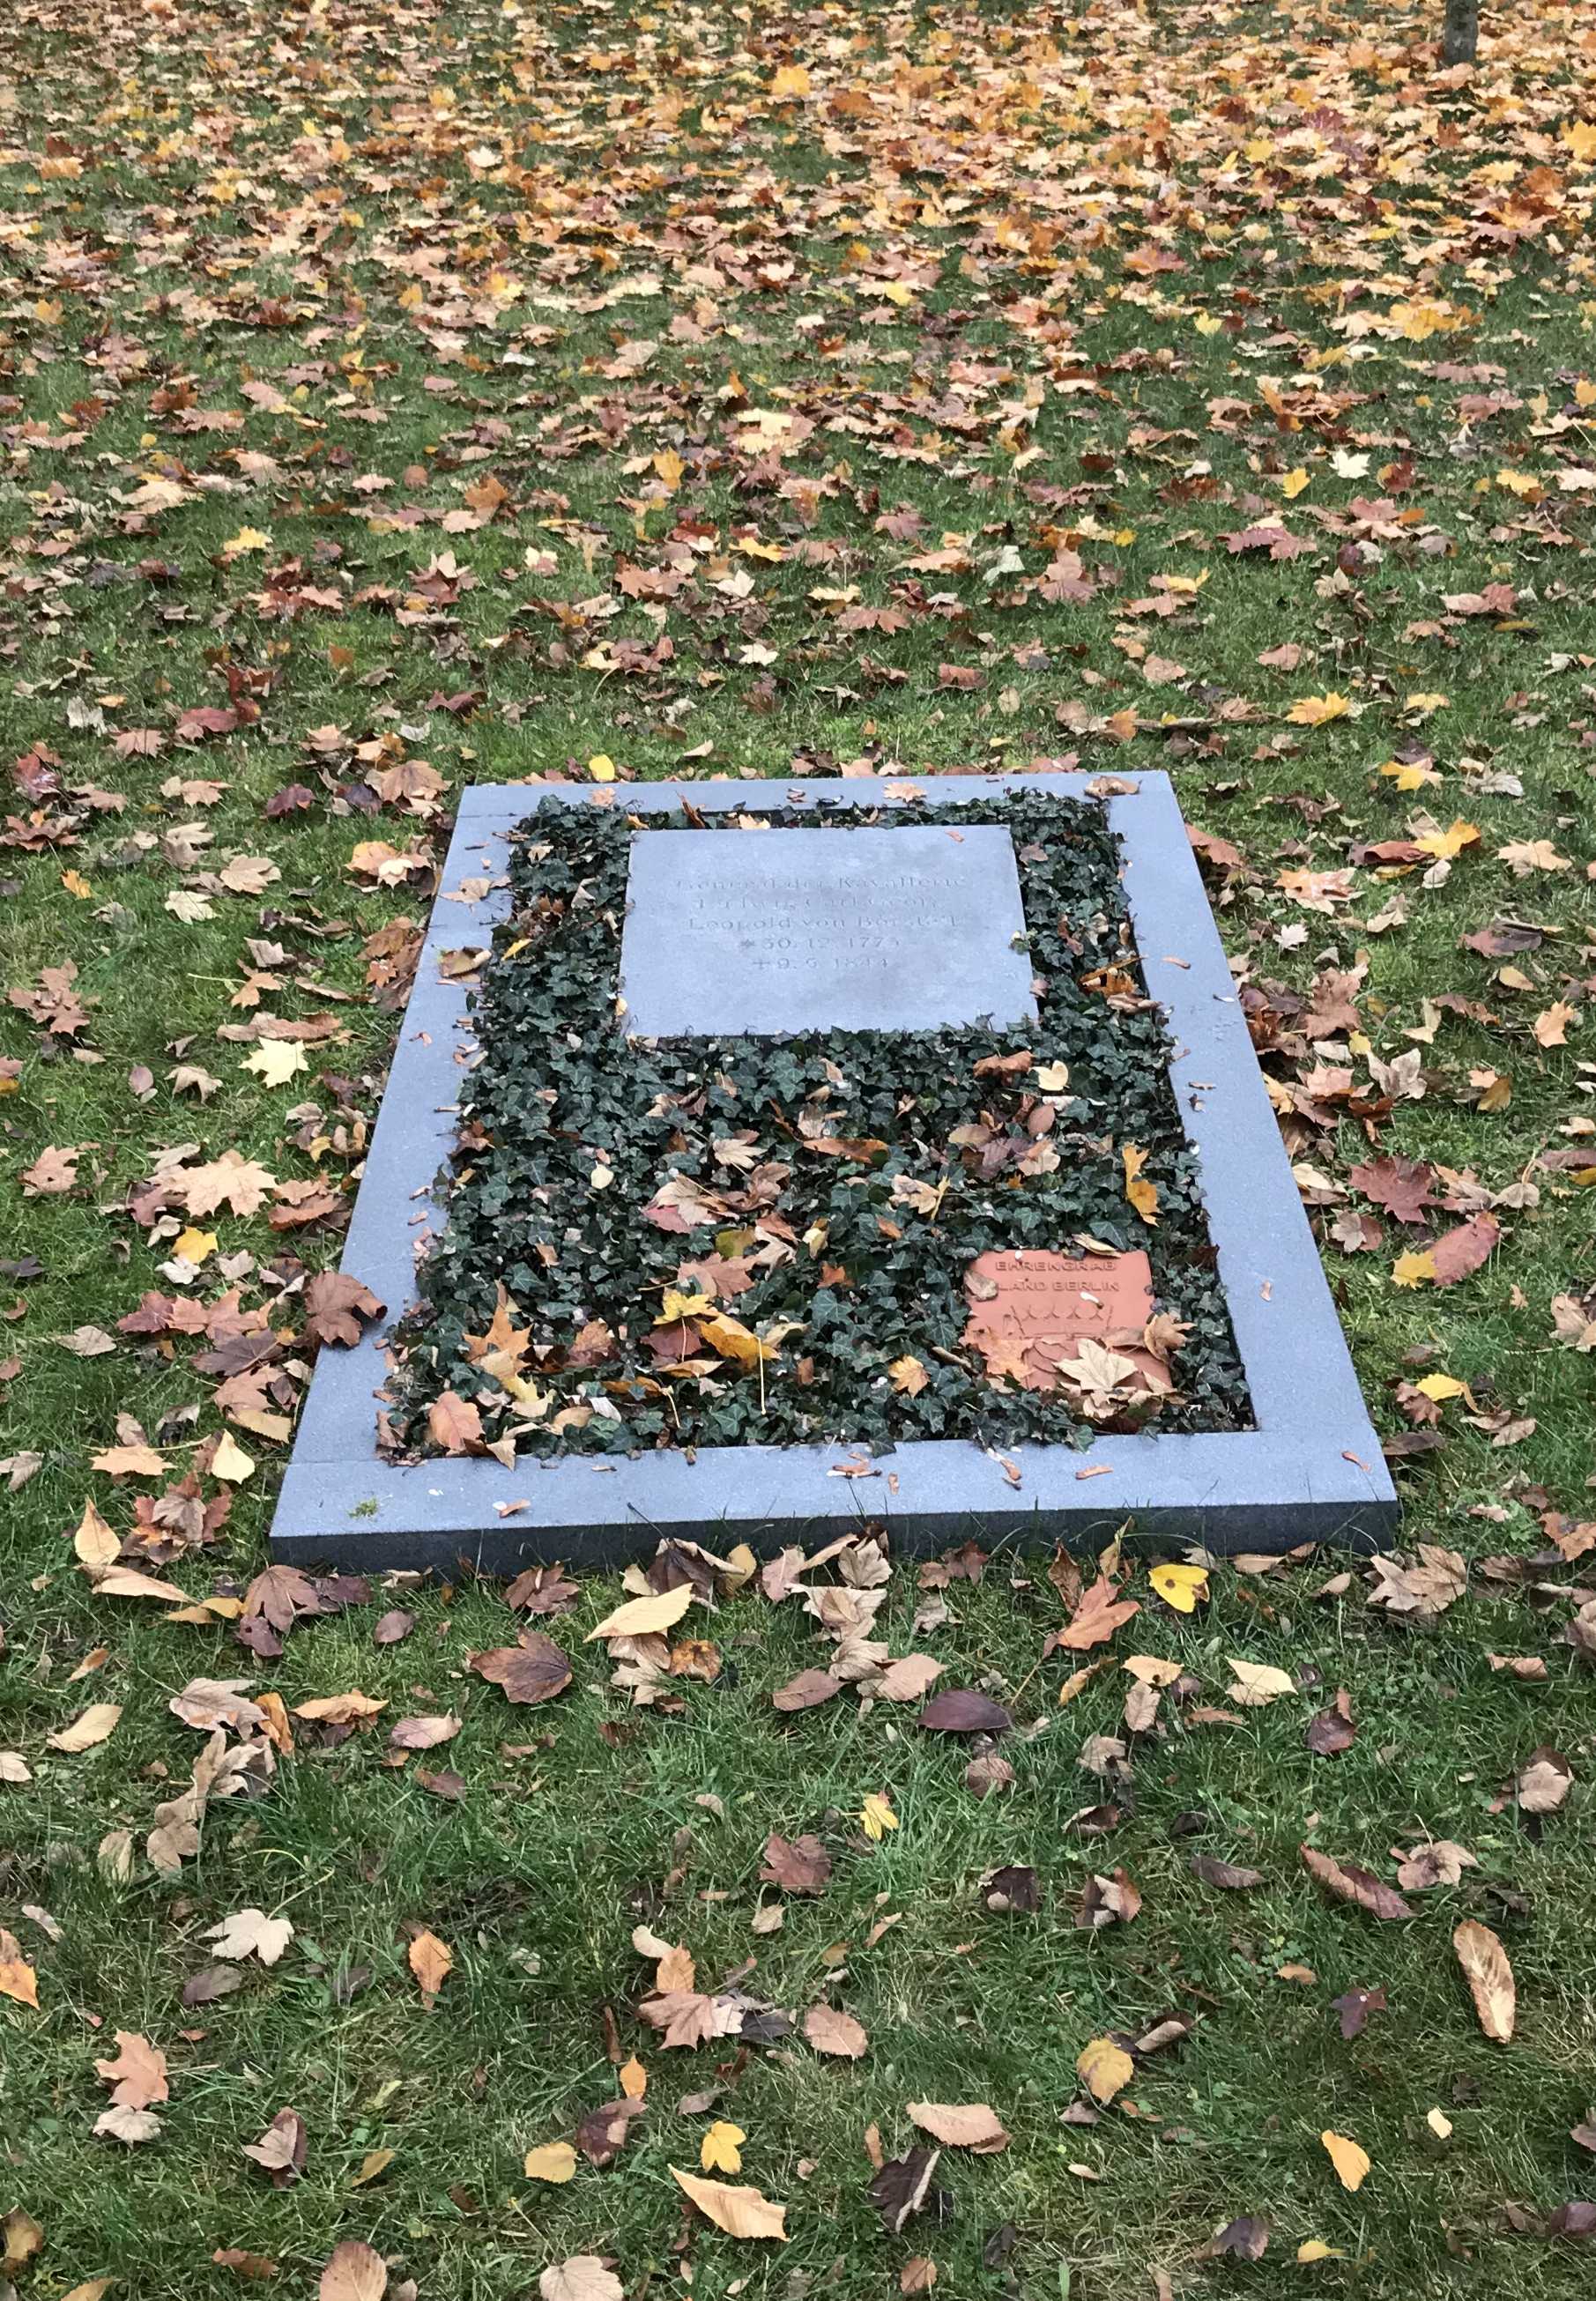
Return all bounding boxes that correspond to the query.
[1055,1574,1139,1652]
[178,1152,277,1218]
[303,1272,386,1348]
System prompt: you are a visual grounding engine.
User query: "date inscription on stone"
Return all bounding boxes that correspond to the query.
[619,823,1037,1039]
[962,1248,1156,1392]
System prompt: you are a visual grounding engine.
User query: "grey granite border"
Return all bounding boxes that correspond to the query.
[271,772,1399,1570]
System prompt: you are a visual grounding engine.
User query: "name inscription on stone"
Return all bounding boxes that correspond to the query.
[962,1248,1156,1392]
[619,822,1037,1039]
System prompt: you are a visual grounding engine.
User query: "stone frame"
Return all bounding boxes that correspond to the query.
[271,772,1399,1570]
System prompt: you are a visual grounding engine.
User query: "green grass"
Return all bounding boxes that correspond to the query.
[3,0,1596,2292]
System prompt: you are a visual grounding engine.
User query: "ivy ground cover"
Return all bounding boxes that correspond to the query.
[391,790,1250,1460]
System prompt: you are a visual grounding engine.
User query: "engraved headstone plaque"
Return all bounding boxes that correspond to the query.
[962,1247,1157,1392]
[618,823,1036,1039]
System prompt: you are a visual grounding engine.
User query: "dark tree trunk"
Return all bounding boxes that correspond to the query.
[1443,0,1479,63]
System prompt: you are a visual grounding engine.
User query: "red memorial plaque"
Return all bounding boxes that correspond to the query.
[962,1248,1157,1392]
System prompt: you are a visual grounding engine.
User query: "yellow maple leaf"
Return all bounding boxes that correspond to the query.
[62,868,93,899]
[174,1226,218,1266]
[586,753,617,783]
[1563,120,1596,161]
[1149,1562,1208,1614]
[1392,1250,1438,1288]
[1320,2130,1371,2191]
[701,2119,746,2173]
[1287,691,1350,726]
[655,1289,712,1324]
[1378,757,1442,792]
[1495,469,1540,499]
[769,63,810,99]
[221,526,271,555]
[1281,466,1311,499]
[1414,819,1478,860]
[859,1792,898,1841]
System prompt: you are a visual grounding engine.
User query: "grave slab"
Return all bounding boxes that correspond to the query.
[619,821,1036,1037]
[271,770,1399,1570]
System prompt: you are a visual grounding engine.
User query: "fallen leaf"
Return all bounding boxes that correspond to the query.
[1076,2037,1134,2104]
[523,2141,578,2185]
[1453,1919,1515,2042]
[319,2242,387,2301]
[804,2004,868,2058]
[906,2102,1009,2153]
[407,1929,453,2000]
[701,2119,746,2172]
[1320,2130,1371,2191]
[670,2166,788,2239]
[47,1701,122,1754]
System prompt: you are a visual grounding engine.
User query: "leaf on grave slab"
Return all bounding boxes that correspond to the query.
[669,2166,788,2239]
[539,2260,624,2301]
[760,1832,832,1894]
[1453,1920,1515,2042]
[917,1688,1012,1734]
[1121,1142,1159,1224]
[1300,1844,1413,1920]
[318,2241,387,2301]
[523,2141,577,2185]
[804,2004,868,2058]
[470,1632,572,1704]
[427,1389,483,1455]
[906,2102,1009,2153]
[1077,2037,1135,2104]
[1320,2131,1371,2191]
[407,1929,453,2000]
[698,1312,781,1366]
[585,1584,694,1641]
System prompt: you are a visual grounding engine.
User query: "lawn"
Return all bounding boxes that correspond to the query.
[2,0,1595,2295]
